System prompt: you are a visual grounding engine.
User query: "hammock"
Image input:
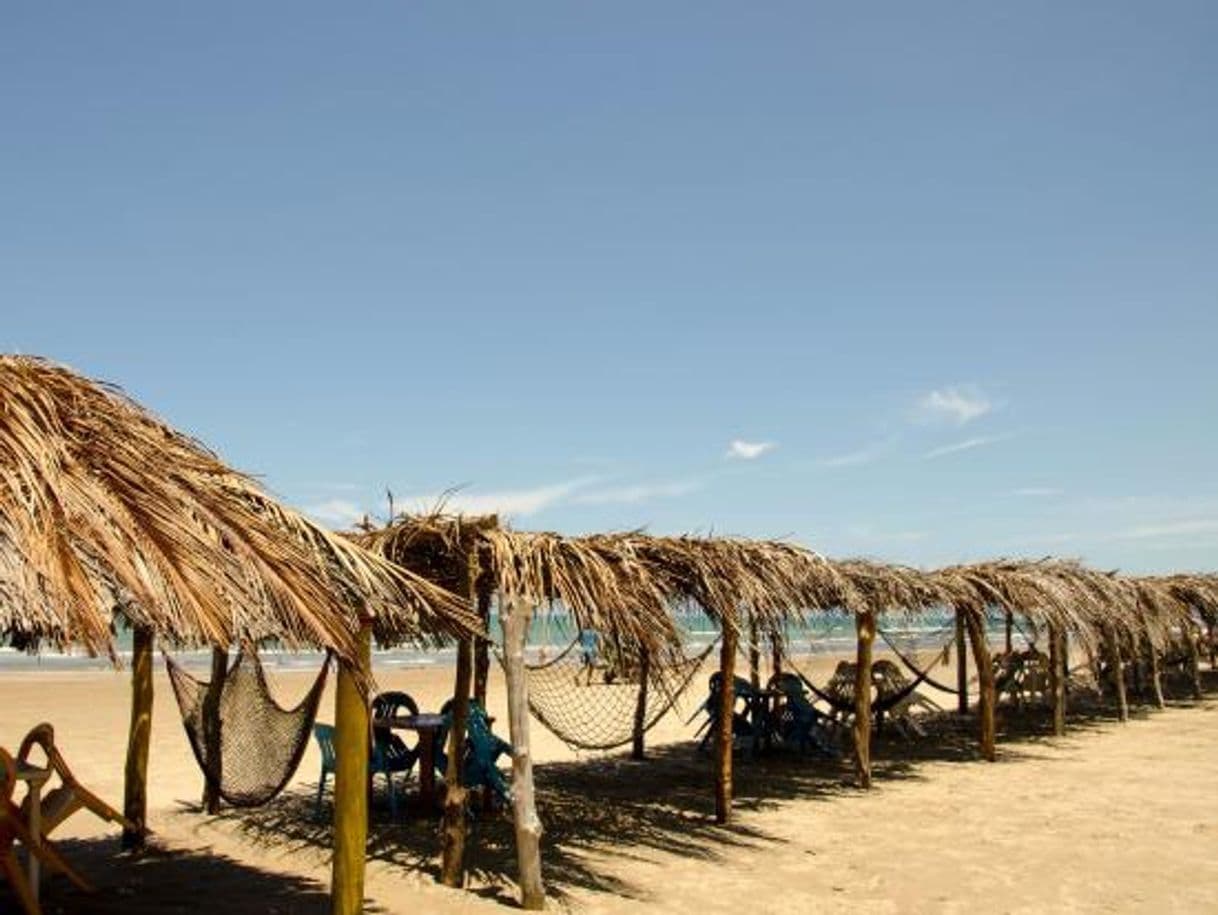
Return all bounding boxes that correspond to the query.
[505,637,718,752]
[876,623,961,696]
[166,649,330,808]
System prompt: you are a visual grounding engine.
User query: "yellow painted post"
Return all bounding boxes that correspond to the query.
[122,626,154,850]
[331,623,371,915]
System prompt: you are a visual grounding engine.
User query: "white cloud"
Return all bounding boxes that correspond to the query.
[844,524,929,543]
[1012,487,1062,497]
[817,440,889,468]
[407,478,598,518]
[304,498,366,527]
[572,480,702,505]
[915,386,993,426]
[924,434,1009,459]
[1110,519,1218,541]
[726,439,777,460]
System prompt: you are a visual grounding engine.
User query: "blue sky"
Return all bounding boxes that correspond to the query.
[3,2,1216,573]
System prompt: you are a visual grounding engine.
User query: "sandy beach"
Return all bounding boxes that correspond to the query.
[3,651,1217,914]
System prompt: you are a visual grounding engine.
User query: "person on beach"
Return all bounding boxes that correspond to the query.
[578,628,601,684]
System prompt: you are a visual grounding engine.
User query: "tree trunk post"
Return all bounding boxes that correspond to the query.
[1187,623,1203,700]
[1147,637,1165,710]
[747,617,761,691]
[122,626,154,850]
[955,609,968,715]
[501,594,545,910]
[963,609,996,761]
[714,621,738,825]
[631,648,651,761]
[473,581,492,708]
[1048,625,1065,736]
[439,629,475,886]
[1004,611,1013,654]
[771,629,783,680]
[201,646,229,814]
[331,623,371,915]
[1105,627,1128,722]
[1208,619,1216,669]
[853,611,875,789]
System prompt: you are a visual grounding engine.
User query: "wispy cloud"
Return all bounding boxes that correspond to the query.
[817,439,889,468]
[1110,519,1218,541]
[844,524,929,544]
[726,439,776,460]
[572,480,702,505]
[304,498,366,527]
[405,478,599,518]
[914,385,993,426]
[1012,486,1062,497]
[924,434,1009,459]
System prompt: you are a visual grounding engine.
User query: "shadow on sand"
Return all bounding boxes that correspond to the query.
[13,669,1215,912]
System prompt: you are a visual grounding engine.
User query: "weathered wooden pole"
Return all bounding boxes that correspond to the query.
[331,623,371,915]
[201,646,229,814]
[770,629,783,680]
[631,648,651,761]
[122,625,154,850]
[1147,637,1165,710]
[1187,623,1203,700]
[1105,627,1128,723]
[962,609,996,761]
[473,583,492,707]
[1208,619,1216,669]
[955,609,968,715]
[500,594,545,910]
[747,616,761,691]
[853,611,875,789]
[1047,624,1065,736]
[714,619,738,825]
[1004,611,1014,654]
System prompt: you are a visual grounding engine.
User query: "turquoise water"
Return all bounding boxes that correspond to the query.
[0,609,1020,673]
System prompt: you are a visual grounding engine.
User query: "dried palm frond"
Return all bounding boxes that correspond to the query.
[0,356,479,664]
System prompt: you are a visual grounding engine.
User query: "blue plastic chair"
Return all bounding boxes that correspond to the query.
[312,723,337,818]
[370,692,420,817]
[434,699,513,807]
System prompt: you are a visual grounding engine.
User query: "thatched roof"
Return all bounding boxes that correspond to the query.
[0,356,479,663]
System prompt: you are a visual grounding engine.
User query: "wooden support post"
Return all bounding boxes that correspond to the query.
[439,638,474,886]
[1105,628,1128,723]
[853,611,875,789]
[955,610,968,715]
[201,646,229,814]
[1147,637,1165,710]
[122,626,154,850]
[631,648,651,761]
[1187,623,1203,700]
[473,583,492,707]
[963,610,996,761]
[1208,620,1216,669]
[501,595,545,910]
[1004,611,1014,654]
[771,630,783,680]
[714,622,738,825]
[1048,625,1065,736]
[331,624,371,915]
[747,617,761,691]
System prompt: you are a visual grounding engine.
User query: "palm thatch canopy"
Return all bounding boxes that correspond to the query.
[0,356,479,664]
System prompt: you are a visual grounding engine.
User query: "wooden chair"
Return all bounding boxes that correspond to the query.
[1,747,91,915]
[16,723,136,839]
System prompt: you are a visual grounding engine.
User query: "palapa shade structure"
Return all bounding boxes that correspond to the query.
[0,356,480,915]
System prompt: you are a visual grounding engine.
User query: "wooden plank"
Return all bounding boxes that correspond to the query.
[501,594,545,910]
[331,624,371,915]
[853,611,875,788]
[122,626,154,850]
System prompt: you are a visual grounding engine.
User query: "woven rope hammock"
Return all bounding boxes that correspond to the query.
[166,649,330,807]
[503,637,717,752]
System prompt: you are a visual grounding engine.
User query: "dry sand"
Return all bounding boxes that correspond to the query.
[2,652,1217,914]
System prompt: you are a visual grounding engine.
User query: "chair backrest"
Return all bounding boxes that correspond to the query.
[466,700,509,758]
[313,724,337,768]
[371,691,419,722]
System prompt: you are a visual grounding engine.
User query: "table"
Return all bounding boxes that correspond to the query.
[15,761,50,905]
[374,713,447,812]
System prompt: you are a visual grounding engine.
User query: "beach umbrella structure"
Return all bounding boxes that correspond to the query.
[0,356,480,915]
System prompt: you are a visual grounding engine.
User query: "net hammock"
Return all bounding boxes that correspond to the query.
[166,649,330,807]
[781,614,961,715]
[504,636,718,752]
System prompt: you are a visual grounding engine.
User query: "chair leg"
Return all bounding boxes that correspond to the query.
[387,773,397,819]
[2,850,42,915]
[315,771,327,819]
